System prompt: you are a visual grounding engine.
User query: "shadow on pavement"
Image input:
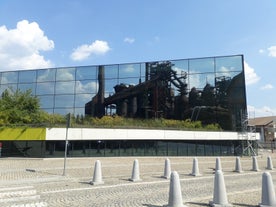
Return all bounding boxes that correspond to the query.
[232,203,258,207]
[186,201,209,206]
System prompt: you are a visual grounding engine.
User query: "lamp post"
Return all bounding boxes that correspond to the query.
[265,110,275,133]
[63,113,71,176]
[265,110,275,152]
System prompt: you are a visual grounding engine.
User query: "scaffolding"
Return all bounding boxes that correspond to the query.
[240,110,257,156]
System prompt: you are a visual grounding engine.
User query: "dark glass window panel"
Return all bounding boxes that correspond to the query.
[144,141,156,156]
[105,141,120,157]
[132,141,145,156]
[70,141,89,157]
[45,141,66,157]
[196,144,205,156]
[215,72,245,105]
[90,141,105,156]
[168,142,178,156]
[187,143,196,156]
[45,141,54,157]
[221,145,231,155]
[120,141,133,156]
[213,145,221,156]
[204,144,214,156]
[156,141,167,156]
[177,143,188,156]
[25,141,44,157]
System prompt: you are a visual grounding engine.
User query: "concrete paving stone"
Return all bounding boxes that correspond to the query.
[0,150,275,206]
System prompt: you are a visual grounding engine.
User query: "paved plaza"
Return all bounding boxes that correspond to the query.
[0,150,276,207]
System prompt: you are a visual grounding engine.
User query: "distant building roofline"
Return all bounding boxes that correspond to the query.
[248,116,276,126]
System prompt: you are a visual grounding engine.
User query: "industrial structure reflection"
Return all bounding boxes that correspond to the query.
[85,59,246,131]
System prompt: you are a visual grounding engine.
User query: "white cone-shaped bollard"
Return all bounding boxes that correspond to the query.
[190,157,201,176]
[90,160,104,185]
[266,156,274,170]
[215,157,222,172]
[234,157,243,173]
[251,156,260,171]
[166,171,187,207]
[209,170,232,207]
[260,172,276,206]
[129,159,142,182]
[162,158,171,179]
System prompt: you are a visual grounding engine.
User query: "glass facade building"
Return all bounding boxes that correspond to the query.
[0,54,251,157]
[0,54,246,130]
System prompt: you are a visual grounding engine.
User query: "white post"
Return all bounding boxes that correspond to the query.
[63,113,71,176]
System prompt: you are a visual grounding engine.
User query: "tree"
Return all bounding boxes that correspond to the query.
[0,88,43,125]
[201,83,215,106]
[189,87,201,107]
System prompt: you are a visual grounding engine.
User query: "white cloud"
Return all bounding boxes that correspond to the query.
[260,84,274,90]
[37,69,55,82]
[71,40,110,61]
[244,61,260,85]
[259,49,265,54]
[0,20,54,71]
[188,71,201,89]
[268,46,276,57]
[173,66,187,76]
[217,66,233,77]
[76,81,98,94]
[56,68,75,81]
[123,65,135,73]
[124,37,135,44]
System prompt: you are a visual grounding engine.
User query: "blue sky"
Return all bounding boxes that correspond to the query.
[0,0,275,117]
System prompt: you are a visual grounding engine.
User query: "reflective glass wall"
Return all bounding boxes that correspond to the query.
[0,55,246,131]
[1,139,246,158]
[44,140,241,158]
[0,64,145,115]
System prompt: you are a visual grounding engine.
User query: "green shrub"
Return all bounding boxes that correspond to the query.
[85,115,221,131]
